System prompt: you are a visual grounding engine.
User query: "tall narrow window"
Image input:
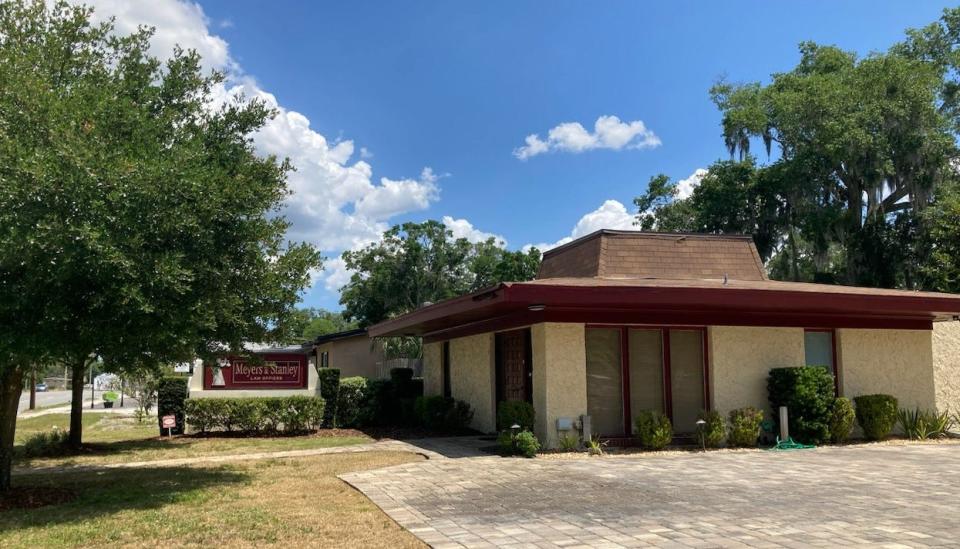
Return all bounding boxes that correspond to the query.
[804,330,836,376]
[585,328,623,436]
[442,341,451,398]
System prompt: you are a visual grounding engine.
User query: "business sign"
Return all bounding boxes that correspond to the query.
[161,415,176,428]
[204,354,308,390]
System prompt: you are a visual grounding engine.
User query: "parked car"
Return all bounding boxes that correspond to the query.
[35,382,47,392]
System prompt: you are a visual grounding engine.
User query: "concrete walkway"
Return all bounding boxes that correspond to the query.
[341,442,960,548]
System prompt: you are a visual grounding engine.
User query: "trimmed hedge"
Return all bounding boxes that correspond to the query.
[829,397,856,443]
[184,396,325,434]
[316,368,341,428]
[497,400,535,431]
[336,376,368,428]
[854,394,898,441]
[696,410,726,448]
[634,410,672,450]
[728,406,764,447]
[157,376,188,436]
[414,395,474,431]
[389,367,422,425]
[767,367,834,444]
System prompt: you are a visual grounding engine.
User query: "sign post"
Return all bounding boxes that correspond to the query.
[161,415,176,437]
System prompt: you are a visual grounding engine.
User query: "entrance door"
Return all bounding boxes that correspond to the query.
[496,329,531,403]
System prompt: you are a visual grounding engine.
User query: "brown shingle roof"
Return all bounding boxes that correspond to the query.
[536,230,766,281]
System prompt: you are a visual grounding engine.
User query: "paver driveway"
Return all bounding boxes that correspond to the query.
[342,442,960,548]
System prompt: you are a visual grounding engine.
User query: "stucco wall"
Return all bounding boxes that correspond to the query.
[532,322,588,449]
[709,326,805,419]
[422,341,443,397]
[838,329,936,410]
[449,333,496,433]
[315,337,384,379]
[933,321,960,413]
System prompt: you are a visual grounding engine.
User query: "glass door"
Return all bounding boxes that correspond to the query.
[668,329,706,434]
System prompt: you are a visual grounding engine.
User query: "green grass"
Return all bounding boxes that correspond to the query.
[3,452,425,548]
[14,413,371,468]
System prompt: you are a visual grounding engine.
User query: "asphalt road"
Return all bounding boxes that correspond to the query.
[17,388,139,414]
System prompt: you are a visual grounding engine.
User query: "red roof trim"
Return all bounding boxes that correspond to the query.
[372,280,960,338]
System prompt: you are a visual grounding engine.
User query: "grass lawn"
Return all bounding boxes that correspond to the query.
[14,413,372,468]
[3,452,425,548]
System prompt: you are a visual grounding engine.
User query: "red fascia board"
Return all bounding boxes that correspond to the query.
[508,284,960,316]
[367,285,508,337]
[375,282,960,338]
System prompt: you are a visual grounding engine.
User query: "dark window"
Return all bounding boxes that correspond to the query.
[320,351,329,368]
[804,329,839,394]
[442,341,451,398]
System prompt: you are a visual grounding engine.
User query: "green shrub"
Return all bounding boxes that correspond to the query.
[728,407,764,447]
[854,394,898,441]
[414,395,474,431]
[696,410,726,448]
[102,391,118,403]
[316,368,341,428]
[157,376,188,435]
[585,435,607,456]
[558,433,580,452]
[498,428,540,458]
[185,398,224,433]
[336,376,369,428]
[767,367,834,444]
[497,400,535,431]
[828,397,856,443]
[21,429,70,458]
[184,396,325,434]
[896,407,953,440]
[359,379,391,426]
[634,410,672,450]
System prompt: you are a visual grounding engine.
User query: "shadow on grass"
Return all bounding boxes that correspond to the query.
[3,464,250,526]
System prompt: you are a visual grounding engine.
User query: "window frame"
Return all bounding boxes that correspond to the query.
[803,328,839,396]
[585,324,710,436]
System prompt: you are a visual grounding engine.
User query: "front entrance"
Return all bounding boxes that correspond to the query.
[586,326,708,435]
[495,328,532,404]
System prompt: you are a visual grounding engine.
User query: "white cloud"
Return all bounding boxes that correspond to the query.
[524,199,635,252]
[81,0,445,281]
[442,216,505,245]
[676,168,708,200]
[514,115,661,160]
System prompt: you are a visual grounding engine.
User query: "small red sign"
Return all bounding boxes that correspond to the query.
[161,415,176,428]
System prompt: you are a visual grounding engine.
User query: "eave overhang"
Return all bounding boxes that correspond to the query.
[368,281,960,342]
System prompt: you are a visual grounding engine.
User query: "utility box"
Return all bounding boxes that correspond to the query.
[580,414,592,442]
[556,417,575,431]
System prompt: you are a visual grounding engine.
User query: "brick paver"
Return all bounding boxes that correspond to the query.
[341,443,960,548]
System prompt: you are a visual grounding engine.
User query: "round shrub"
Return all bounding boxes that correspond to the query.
[497,400,535,431]
[498,429,540,458]
[828,397,856,443]
[728,406,764,447]
[854,394,898,440]
[634,410,672,450]
[767,367,834,444]
[696,410,726,448]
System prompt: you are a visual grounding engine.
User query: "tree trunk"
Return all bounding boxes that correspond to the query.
[0,366,25,492]
[68,360,86,449]
[29,371,35,410]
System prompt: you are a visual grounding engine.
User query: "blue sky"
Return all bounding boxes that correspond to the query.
[87,1,955,310]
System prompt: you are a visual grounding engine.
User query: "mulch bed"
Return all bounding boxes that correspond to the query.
[0,486,76,511]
